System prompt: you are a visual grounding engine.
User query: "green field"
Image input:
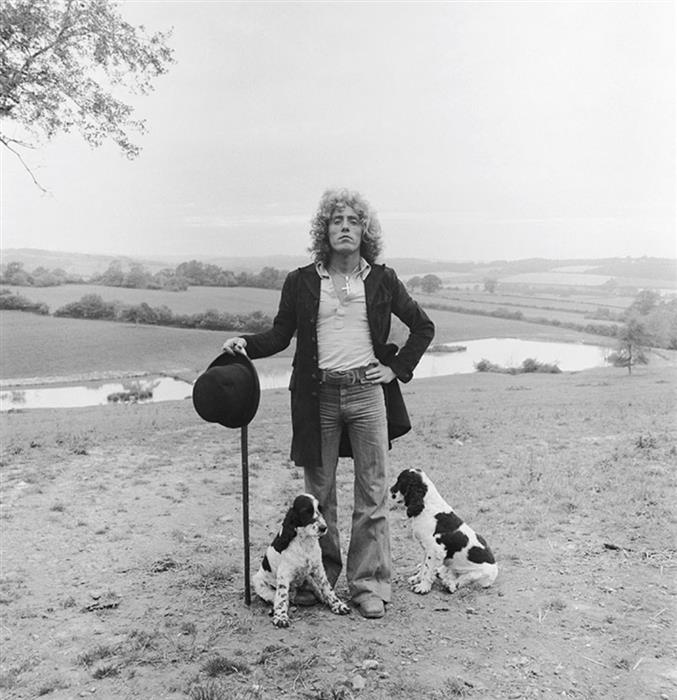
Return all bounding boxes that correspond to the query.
[2,284,283,316]
[1,280,634,384]
[4,279,632,333]
[1,306,616,383]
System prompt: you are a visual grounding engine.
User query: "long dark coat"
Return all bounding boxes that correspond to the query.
[242,263,435,467]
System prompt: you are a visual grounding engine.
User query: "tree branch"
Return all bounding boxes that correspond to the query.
[0,135,48,193]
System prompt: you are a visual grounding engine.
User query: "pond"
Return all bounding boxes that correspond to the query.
[1,338,612,412]
[0,377,193,413]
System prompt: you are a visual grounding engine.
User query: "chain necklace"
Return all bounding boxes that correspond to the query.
[328,263,361,297]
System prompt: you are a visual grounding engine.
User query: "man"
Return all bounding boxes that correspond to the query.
[222,188,434,618]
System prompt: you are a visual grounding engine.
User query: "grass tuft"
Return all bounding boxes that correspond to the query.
[78,643,119,667]
[202,655,251,677]
[91,663,120,679]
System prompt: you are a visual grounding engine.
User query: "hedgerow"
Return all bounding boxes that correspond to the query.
[0,288,49,314]
[52,294,272,332]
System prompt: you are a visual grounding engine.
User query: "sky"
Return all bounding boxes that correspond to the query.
[1,0,675,263]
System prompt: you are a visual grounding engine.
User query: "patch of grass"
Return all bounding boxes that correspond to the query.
[78,643,119,667]
[195,565,234,592]
[201,655,251,677]
[635,433,657,449]
[49,501,66,512]
[0,670,19,691]
[188,681,232,700]
[36,677,70,695]
[0,657,41,690]
[547,597,567,612]
[179,621,197,636]
[447,421,474,442]
[0,573,26,605]
[91,663,120,679]
[127,628,157,653]
[432,676,474,697]
[54,431,91,455]
[282,652,319,676]
[474,357,561,374]
[256,643,288,665]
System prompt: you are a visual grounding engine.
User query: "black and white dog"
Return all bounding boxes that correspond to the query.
[253,493,350,627]
[390,468,498,594]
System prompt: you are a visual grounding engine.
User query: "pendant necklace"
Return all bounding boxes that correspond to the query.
[329,263,360,298]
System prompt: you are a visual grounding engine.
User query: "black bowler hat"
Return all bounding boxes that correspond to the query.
[192,352,260,428]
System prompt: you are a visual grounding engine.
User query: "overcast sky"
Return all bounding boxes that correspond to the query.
[2,0,675,263]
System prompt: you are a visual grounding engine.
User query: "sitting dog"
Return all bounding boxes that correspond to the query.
[253,493,350,627]
[390,468,498,594]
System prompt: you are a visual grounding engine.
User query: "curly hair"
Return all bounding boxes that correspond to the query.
[307,188,383,265]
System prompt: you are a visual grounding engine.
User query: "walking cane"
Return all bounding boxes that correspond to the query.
[192,351,260,608]
[240,424,251,605]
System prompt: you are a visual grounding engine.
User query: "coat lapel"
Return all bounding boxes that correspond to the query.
[300,264,320,300]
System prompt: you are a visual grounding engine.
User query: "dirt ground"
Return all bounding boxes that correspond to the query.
[1,359,676,699]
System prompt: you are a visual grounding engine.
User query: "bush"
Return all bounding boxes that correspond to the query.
[474,357,561,375]
[54,294,116,320]
[0,289,49,314]
[52,294,272,333]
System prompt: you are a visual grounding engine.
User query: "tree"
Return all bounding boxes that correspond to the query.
[123,262,151,289]
[406,275,421,291]
[420,274,442,294]
[626,289,661,318]
[1,0,174,188]
[0,261,32,285]
[608,318,650,375]
[484,277,498,294]
[97,260,124,286]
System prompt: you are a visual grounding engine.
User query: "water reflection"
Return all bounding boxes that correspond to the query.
[1,338,611,412]
[0,376,192,412]
[415,338,610,377]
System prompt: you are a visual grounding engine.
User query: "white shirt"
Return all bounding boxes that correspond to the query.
[316,259,377,370]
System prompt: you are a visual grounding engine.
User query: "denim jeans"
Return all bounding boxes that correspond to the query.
[304,382,391,603]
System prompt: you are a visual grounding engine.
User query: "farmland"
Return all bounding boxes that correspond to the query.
[2,262,676,699]
[0,299,618,384]
[1,284,282,317]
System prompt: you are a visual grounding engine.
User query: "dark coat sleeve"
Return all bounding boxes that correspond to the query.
[240,270,298,359]
[373,268,435,382]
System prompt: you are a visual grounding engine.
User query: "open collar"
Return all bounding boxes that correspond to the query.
[316,257,371,280]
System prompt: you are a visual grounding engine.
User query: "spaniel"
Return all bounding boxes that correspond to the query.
[253,493,350,627]
[390,468,498,594]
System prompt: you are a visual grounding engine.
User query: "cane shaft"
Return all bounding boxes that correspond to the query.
[241,425,251,605]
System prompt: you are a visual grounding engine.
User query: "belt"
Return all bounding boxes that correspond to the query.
[319,365,374,386]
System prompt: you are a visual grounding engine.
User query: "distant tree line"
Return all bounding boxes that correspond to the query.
[0,290,272,332]
[0,260,289,291]
[421,291,677,351]
[0,288,49,314]
[2,284,675,351]
[0,262,84,287]
[406,274,443,294]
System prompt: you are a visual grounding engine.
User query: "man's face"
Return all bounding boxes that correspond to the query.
[327,206,363,256]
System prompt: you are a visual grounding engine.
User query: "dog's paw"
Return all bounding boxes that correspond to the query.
[272,613,290,628]
[440,580,458,593]
[331,600,351,616]
[411,580,432,594]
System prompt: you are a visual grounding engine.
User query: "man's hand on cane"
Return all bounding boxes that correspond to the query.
[223,337,248,356]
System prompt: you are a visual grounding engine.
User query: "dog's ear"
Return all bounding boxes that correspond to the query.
[291,494,316,527]
[272,505,300,552]
[402,471,427,518]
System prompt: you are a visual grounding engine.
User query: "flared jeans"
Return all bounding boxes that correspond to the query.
[304,382,391,603]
